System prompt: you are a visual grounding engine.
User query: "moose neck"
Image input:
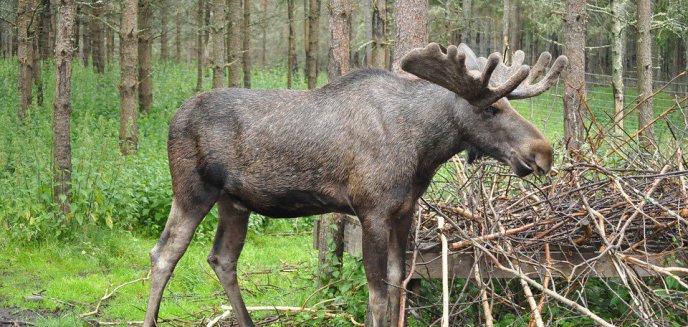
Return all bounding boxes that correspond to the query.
[404,80,472,178]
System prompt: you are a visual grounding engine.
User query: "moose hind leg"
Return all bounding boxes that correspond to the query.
[144,192,219,327]
[207,194,253,327]
[386,211,414,326]
[360,214,391,327]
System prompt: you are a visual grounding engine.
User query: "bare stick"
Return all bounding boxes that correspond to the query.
[80,272,151,318]
[473,248,494,327]
[450,218,558,250]
[439,215,449,327]
[398,209,422,327]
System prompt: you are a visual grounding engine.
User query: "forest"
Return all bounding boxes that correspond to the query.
[0,0,687,325]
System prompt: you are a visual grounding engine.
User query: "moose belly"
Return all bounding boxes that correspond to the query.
[233,189,354,218]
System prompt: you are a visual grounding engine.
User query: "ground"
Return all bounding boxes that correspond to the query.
[0,221,347,326]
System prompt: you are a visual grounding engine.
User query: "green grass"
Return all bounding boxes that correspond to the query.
[0,224,334,325]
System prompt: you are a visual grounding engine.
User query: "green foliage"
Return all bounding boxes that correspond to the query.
[0,59,317,243]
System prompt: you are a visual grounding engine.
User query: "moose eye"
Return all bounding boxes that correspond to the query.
[484,106,499,116]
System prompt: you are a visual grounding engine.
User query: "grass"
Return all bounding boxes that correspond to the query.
[0,223,336,325]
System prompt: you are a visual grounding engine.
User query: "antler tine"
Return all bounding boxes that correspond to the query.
[400,43,531,108]
[507,54,568,100]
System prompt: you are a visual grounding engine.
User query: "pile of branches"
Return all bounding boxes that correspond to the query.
[407,84,688,326]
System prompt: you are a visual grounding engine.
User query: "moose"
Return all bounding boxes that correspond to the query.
[143,43,567,327]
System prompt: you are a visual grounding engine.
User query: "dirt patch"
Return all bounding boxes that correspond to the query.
[0,307,40,325]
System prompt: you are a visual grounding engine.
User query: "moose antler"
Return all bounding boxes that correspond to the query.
[400,43,568,107]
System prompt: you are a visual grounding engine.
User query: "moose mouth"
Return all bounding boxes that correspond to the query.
[467,146,547,177]
[509,154,552,177]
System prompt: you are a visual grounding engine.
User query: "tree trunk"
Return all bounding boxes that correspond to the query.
[17,0,34,121]
[80,2,90,66]
[38,0,51,59]
[510,0,520,50]
[32,23,43,106]
[610,0,626,135]
[461,0,471,46]
[306,0,320,89]
[316,215,345,287]
[260,0,267,67]
[227,0,242,87]
[502,0,510,60]
[91,0,105,73]
[196,0,204,91]
[160,0,169,61]
[370,0,385,67]
[210,0,226,88]
[287,0,296,88]
[636,0,655,148]
[328,0,350,81]
[392,0,427,73]
[175,9,181,61]
[242,0,251,88]
[138,0,153,113]
[563,0,586,152]
[54,0,75,216]
[303,0,309,77]
[685,37,688,97]
[119,0,138,155]
[106,2,116,67]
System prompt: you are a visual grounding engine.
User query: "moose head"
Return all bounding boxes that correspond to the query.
[143,43,568,327]
[401,43,567,177]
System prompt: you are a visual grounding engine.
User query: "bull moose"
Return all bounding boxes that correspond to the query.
[143,43,567,327]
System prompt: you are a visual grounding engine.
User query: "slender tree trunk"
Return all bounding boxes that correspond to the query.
[260,0,267,67]
[462,0,471,47]
[502,0,510,60]
[106,2,115,67]
[227,0,242,87]
[91,0,105,73]
[80,2,90,66]
[39,0,51,59]
[362,0,371,65]
[328,0,350,81]
[303,0,309,76]
[138,0,153,113]
[211,0,226,88]
[563,0,586,152]
[17,0,34,121]
[384,0,392,68]
[636,0,655,147]
[119,0,138,155]
[510,0,520,50]
[611,0,626,135]
[54,0,75,216]
[306,0,320,89]
[392,0,428,73]
[175,9,181,61]
[160,0,169,61]
[74,3,80,58]
[32,24,43,106]
[685,37,688,97]
[287,0,296,88]
[370,0,385,67]
[242,0,251,88]
[196,0,204,91]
